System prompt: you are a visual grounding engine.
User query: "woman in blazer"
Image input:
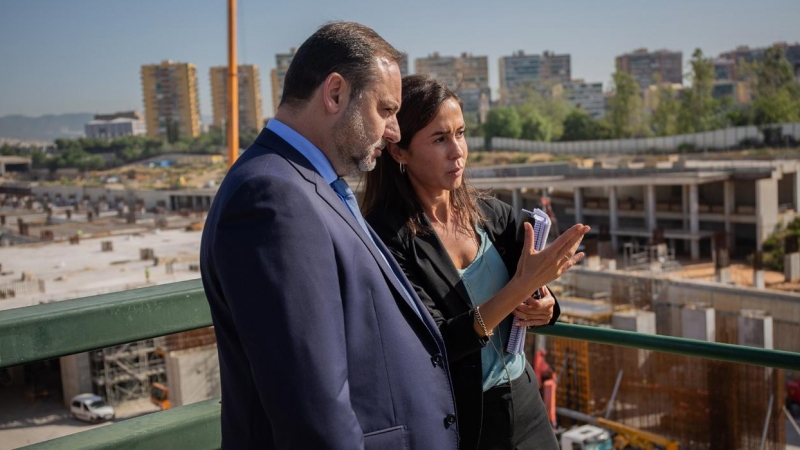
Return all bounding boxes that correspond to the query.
[363,75,589,450]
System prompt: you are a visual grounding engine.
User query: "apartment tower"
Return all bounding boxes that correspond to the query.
[140,60,201,139]
[210,64,263,132]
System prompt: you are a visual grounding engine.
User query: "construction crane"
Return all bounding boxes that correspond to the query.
[227,0,239,168]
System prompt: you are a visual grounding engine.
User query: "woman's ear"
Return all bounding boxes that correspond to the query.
[387,143,405,164]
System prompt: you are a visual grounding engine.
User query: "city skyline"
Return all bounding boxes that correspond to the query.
[1,0,798,119]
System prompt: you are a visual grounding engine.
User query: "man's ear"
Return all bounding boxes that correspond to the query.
[387,143,406,164]
[321,72,348,114]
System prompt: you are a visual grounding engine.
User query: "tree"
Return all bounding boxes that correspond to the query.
[607,71,649,138]
[483,107,521,150]
[516,86,571,141]
[678,48,722,134]
[651,83,680,136]
[561,110,600,141]
[751,45,800,127]
[519,108,555,141]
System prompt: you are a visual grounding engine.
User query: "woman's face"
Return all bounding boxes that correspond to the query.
[397,98,467,197]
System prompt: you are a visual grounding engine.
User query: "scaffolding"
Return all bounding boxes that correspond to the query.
[90,338,166,405]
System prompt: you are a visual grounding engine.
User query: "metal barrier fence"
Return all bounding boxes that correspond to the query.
[1,280,797,449]
[465,122,800,155]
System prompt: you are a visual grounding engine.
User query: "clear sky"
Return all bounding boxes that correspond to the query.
[1,0,798,119]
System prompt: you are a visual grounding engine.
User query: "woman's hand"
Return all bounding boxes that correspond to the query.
[512,288,555,326]
[514,222,590,293]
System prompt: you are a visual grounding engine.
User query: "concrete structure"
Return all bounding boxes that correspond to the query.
[210,64,263,132]
[611,310,656,334]
[498,50,571,106]
[472,158,800,261]
[563,79,604,119]
[737,310,773,349]
[561,269,800,353]
[680,304,715,341]
[60,352,93,407]
[615,48,682,90]
[270,48,295,115]
[164,344,221,408]
[787,252,800,282]
[416,52,490,123]
[85,117,146,139]
[140,61,201,139]
[0,156,32,176]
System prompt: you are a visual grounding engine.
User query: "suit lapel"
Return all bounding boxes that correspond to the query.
[257,130,437,331]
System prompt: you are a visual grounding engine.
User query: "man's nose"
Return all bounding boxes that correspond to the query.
[384,116,400,144]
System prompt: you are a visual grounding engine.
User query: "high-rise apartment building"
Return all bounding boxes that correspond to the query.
[563,80,605,119]
[210,64,263,132]
[616,49,683,90]
[541,51,571,85]
[270,48,296,116]
[416,52,490,122]
[720,42,800,80]
[499,50,571,105]
[141,60,201,139]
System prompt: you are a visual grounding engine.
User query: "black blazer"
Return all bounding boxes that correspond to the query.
[201,128,459,450]
[367,196,560,450]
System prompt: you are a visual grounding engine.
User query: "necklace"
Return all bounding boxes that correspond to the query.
[460,226,515,388]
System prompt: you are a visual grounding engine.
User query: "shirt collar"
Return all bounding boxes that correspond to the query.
[266,118,338,184]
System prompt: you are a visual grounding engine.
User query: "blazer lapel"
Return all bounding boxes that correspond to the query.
[411,215,474,311]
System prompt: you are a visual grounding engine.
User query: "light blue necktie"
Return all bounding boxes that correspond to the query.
[330,178,372,238]
[330,178,422,318]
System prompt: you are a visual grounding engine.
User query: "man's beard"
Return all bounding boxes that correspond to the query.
[333,102,384,176]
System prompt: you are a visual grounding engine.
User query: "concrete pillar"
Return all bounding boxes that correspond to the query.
[681,304,715,342]
[645,185,656,231]
[723,180,735,253]
[755,178,779,252]
[689,184,700,260]
[612,310,656,369]
[60,352,93,407]
[753,270,765,289]
[574,188,584,224]
[737,310,773,349]
[785,252,800,283]
[794,169,800,213]
[512,188,522,214]
[681,185,689,231]
[609,186,619,251]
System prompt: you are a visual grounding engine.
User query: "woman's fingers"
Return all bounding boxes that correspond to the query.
[513,294,555,323]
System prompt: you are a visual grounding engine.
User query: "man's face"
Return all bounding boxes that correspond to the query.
[332,58,401,176]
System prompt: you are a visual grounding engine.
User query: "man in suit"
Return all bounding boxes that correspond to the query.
[200,22,459,449]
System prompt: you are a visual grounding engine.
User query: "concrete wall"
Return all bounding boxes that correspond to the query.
[165,344,220,408]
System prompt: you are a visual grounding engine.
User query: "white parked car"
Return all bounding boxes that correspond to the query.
[70,394,115,422]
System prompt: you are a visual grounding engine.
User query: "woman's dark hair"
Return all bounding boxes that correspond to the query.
[280,22,403,108]
[361,74,484,236]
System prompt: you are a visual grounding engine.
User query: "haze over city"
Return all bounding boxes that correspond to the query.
[1,0,799,118]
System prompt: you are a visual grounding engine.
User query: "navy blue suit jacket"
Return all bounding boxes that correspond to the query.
[200,128,459,450]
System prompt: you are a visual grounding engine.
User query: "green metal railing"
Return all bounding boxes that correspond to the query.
[1,281,798,449]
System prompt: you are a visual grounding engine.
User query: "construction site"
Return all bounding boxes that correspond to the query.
[532,237,800,449]
[2,153,800,448]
